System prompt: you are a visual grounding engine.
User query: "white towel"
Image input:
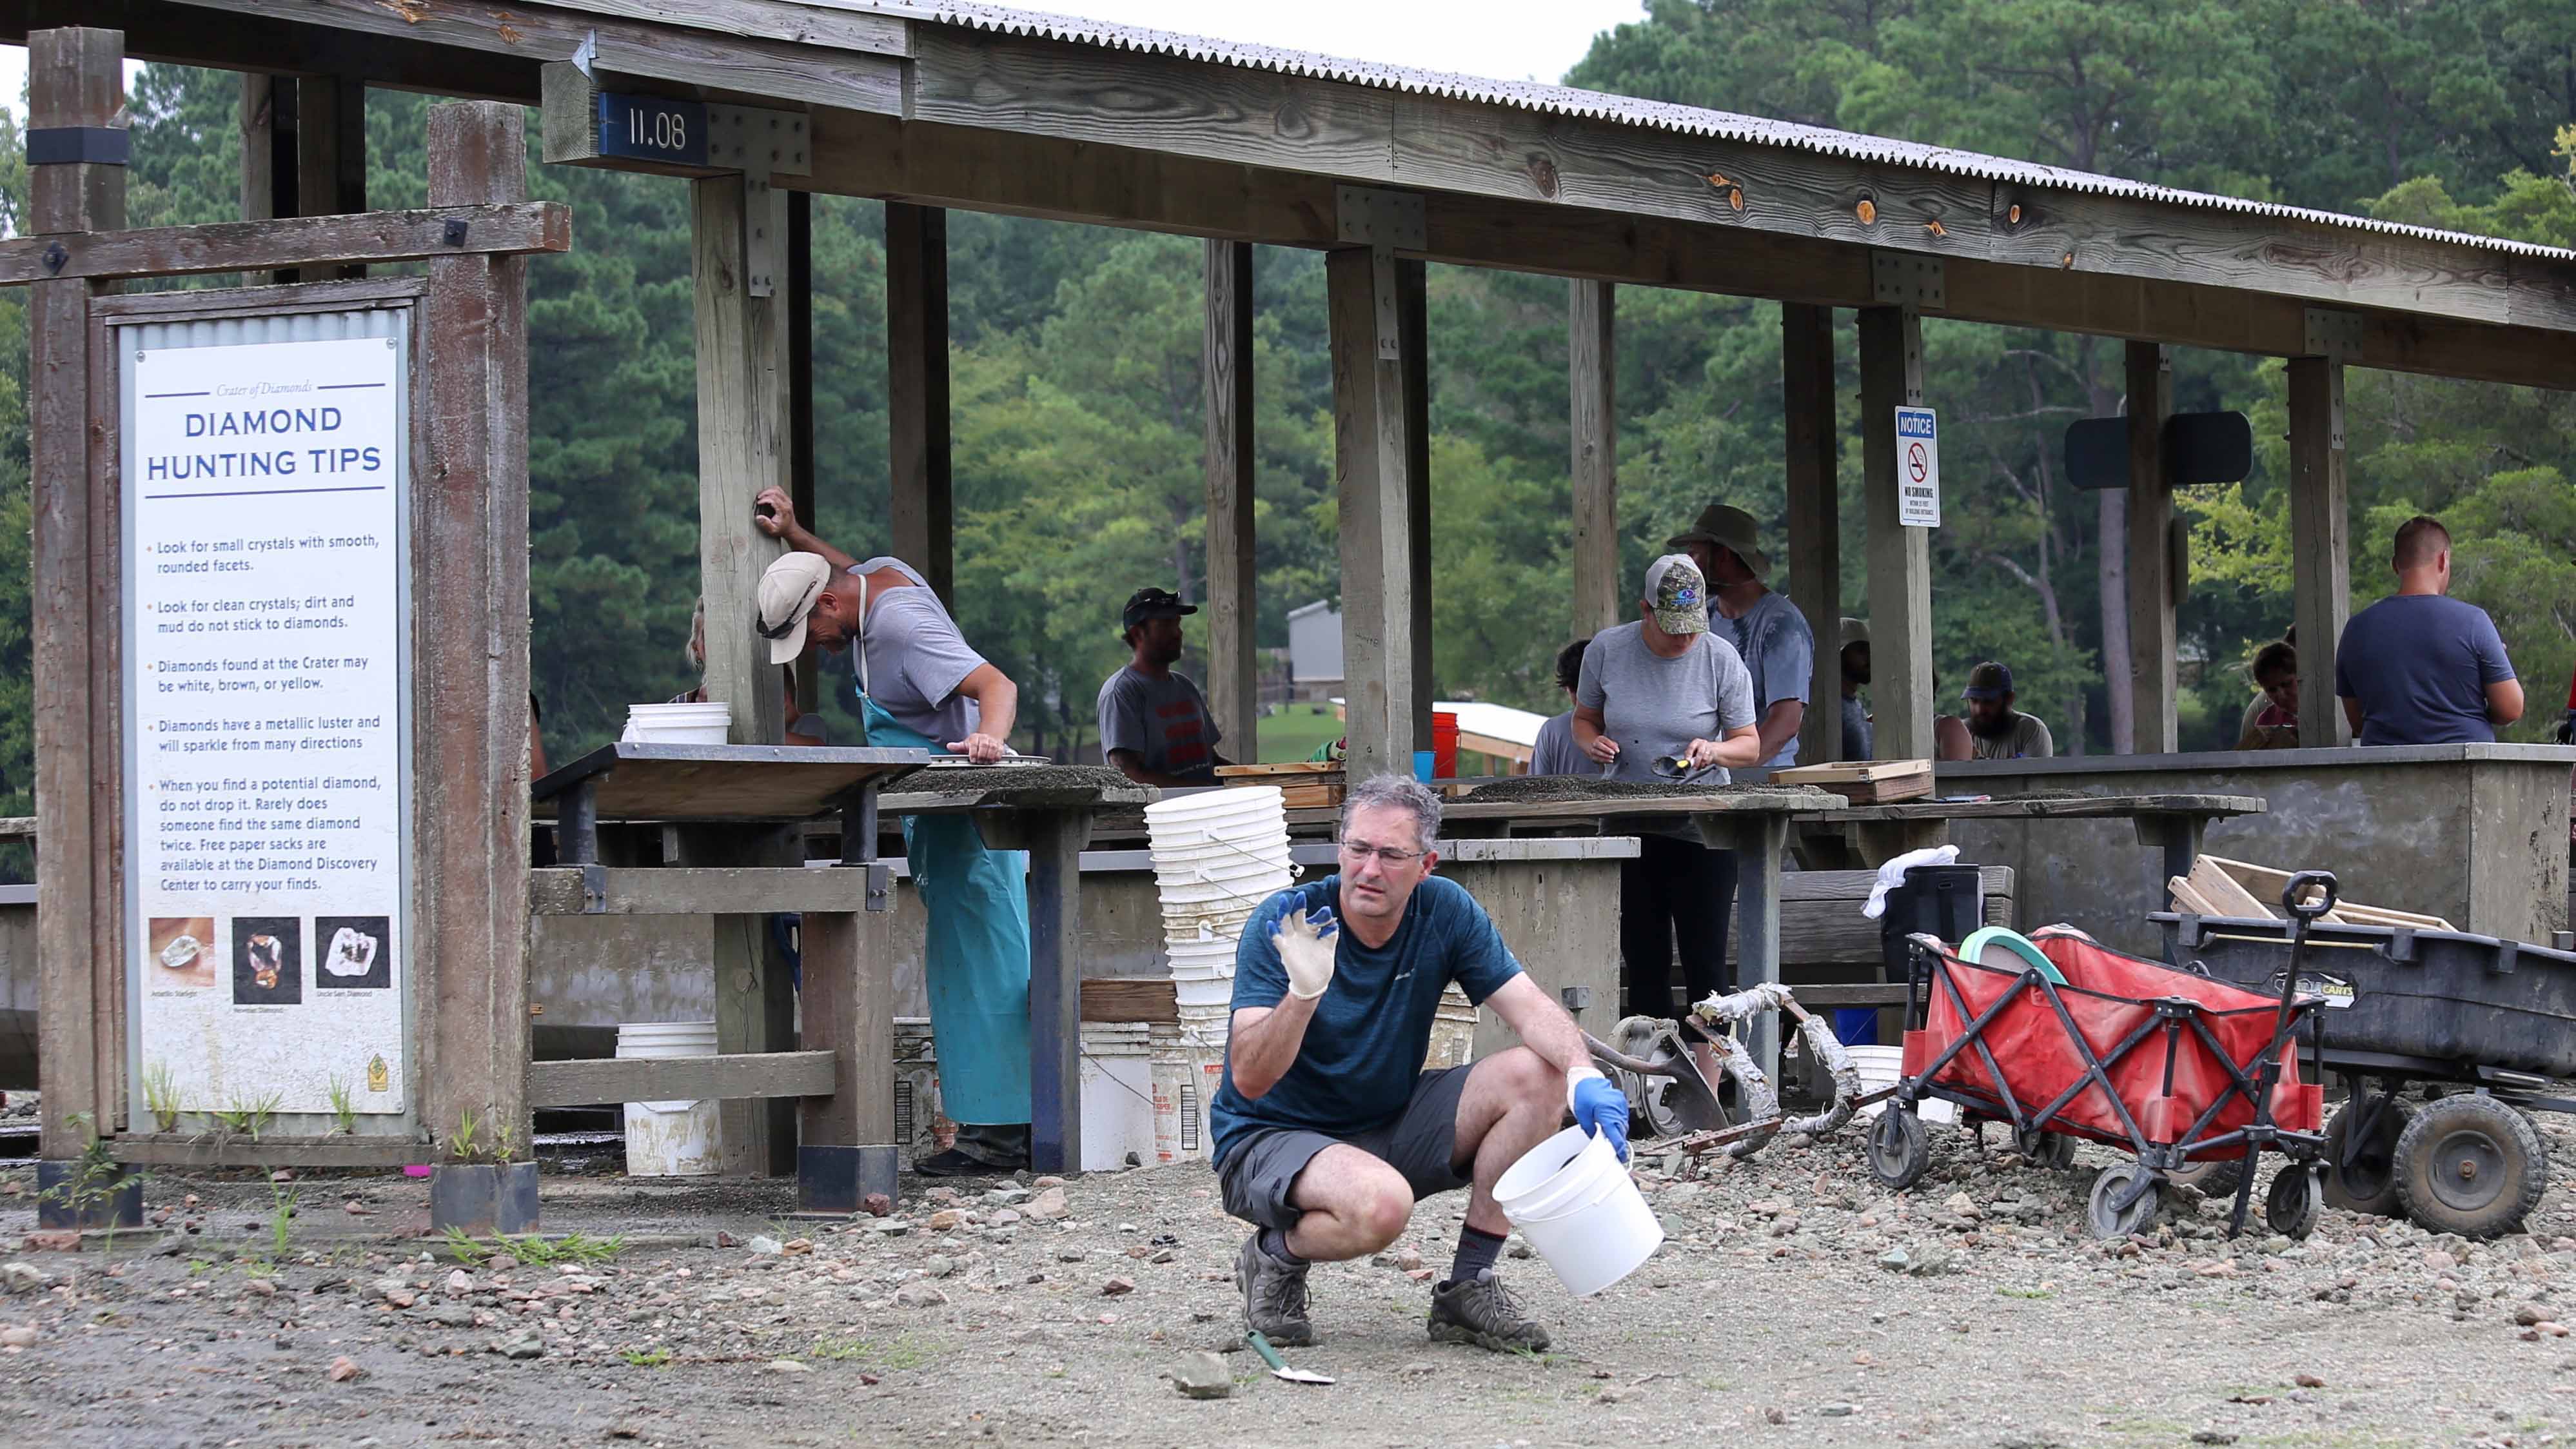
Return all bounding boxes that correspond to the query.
[1861,845,1961,920]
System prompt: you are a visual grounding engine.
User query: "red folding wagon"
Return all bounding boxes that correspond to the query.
[1867,876,2333,1240]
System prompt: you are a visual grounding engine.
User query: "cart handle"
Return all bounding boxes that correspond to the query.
[2280,870,2338,923]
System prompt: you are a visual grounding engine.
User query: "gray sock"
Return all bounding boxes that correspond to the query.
[1258,1227,1305,1267]
[1446,1225,1507,1286]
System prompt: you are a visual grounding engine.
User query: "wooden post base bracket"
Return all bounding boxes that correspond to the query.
[429,1162,540,1237]
[35,1159,145,1232]
[794,1143,901,1217]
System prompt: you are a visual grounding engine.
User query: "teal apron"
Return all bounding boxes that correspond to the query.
[853,580,1032,1125]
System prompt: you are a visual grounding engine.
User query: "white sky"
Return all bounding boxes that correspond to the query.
[0,1,1646,121]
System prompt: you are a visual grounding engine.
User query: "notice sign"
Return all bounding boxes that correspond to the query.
[1895,406,1941,527]
[125,333,408,1119]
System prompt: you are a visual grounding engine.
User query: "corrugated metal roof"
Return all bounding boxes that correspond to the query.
[857,0,2576,262]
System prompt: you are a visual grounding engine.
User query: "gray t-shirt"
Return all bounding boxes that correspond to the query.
[1528,710,1583,776]
[1722,589,1814,768]
[851,558,987,744]
[1840,694,1873,762]
[1969,712,2054,760]
[2333,593,2517,745]
[1096,665,1223,782]
[1575,622,1758,785]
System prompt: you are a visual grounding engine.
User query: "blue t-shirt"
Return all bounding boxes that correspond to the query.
[1208,874,1523,1166]
[2333,594,2517,745]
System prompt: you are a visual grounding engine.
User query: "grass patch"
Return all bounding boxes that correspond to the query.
[807,1332,937,1370]
[1996,1285,2055,1299]
[620,1347,672,1368]
[1255,703,1344,763]
[442,1228,626,1265]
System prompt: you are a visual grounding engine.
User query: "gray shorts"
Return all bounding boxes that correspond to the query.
[1216,1065,1475,1230]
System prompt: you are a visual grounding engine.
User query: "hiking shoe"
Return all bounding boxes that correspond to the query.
[1234,1230,1315,1346]
[1427,1269,1550,1353]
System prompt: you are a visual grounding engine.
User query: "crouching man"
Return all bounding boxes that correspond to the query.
[1213,774,1630,1352]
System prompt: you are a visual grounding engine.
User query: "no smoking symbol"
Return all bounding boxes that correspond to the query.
[1905,441,1929,483]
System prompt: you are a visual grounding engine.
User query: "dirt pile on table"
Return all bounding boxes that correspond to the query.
[1460,776,1840,805]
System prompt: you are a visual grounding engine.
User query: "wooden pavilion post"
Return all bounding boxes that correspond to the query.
[1784,303,1842,766]
[693,160,798,1175]
[1326,237,1425,782]
[240,70,366,284]
[415,99,535,1195]
[1858,306,1933,761]
[1203,239,1259,760]
[2125,342,2178,754]
[29,26,129,1197]
[887,202,954,603]
[1399,257,1433,761]
[2288,355,2351,748]
[1569,279,1620,641]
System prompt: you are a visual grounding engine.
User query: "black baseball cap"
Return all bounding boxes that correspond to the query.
[1962,661,2014,700]
[1121,587,1197,633]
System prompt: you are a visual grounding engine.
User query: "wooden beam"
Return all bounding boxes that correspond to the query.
[2125,342,2178,753]
[30,25,124,1161]
[295,73,368,280]
[3,0,539,101]
[682,828,800,1176]
[1328,244,1424,782]
[1858,306,1932,762]
[789,190,818,725]
[116,1134,427,1169]
[1400,257,1433,755]
[1568,279,1619,638]
[0,204,572,285]
[526,865,870,916]
[1203,239,1259,761]
[413,100,535,1163]
[885,202,954,603]
[693,173,791,748]
[163,0,905,115]
[2288,355,2352,749]
[1784,302,1841,766]
[797,908,895,1150]
[796,110,2576,393]
[1081,977,1178,1024]
[527,1050,837,1109]
[1025,813,1085,1176]
[238,71,280,282]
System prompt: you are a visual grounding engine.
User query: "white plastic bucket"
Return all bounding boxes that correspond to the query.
[1079,1024,1157,1172]
[1169,1003,1232,1163]
[1849,1045,1954,1124]
[1146,785,1285,829]
[616,1020,722,1177]
[1174,975,1233,1009]
[1149,1022,1202,1163]
[624,700,732,744]
[1493,1126,1663,1296]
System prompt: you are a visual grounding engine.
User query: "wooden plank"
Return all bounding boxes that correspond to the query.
[1820,793,2266,822]
[1328,244,1422,782]
[0,204,574,283]
[413,100,534,1162]
[1215,762,1341,777]
[2,0,539,101]
[30,25,121,1161]
[1770,758,1931,785]
[885,202,954,602]
[2126,341,2177,754]
[526,865,869,916]
[693,173,791,748]
[1081,978,1179,1025]
[164,0,906,116]
[1783,301,1840,767]
[115,1134,428,1168]
[534,745,925,820]
[1025,812,1086,1175]
[83,243,126,1145]
[1203,239,1258,762]
[2288,355,2351,748]
[798,907,896,1148]
[528,1050,837,1109]
[1858,306,1932,762]
[794,109,2576,392]
[1444,792,1828,825]
[2186,855,2274,920]
[515,0,911,57]
[1400,256,1433,756]
[239,72,282,282]
[671,823,800,1176]
[1568,279,1619,638]
[2167,874,2223,918]
[297,72,368,280]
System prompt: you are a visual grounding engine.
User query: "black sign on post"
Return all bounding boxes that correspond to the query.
[595,91,708,168]
[2064,411,2254,490]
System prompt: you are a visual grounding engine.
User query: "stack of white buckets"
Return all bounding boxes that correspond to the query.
[1145,785,1295,1160]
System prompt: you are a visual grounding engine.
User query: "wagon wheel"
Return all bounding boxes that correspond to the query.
[2393,1094,2546,1241]
[2086,1164,2161,1240]
[2165,1157,2245,1199]
[2013,1127,2078,1171]
[2264,1164,2324,1240]
[1867,1104,1931,1190]
[2321,1096,2412,1218]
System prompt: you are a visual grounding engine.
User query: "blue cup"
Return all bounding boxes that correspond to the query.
[1411,750,1435,782]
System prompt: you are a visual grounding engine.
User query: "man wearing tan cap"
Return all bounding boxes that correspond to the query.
[1668,504,1814,769]
[753,486,1031,1175]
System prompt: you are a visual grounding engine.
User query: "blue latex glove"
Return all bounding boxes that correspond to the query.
[1568,1070,1631,1163]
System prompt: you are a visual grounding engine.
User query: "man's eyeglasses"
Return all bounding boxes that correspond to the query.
[1339,840,1426,866]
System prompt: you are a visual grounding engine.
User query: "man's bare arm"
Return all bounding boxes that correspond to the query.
[1482,974,1588,1080]
[1226,996,1319,1100]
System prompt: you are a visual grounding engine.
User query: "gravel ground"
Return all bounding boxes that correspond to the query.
[6,1110,2576,1448]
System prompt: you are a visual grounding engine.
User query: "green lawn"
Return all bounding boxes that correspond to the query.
[1248,702,1343,763]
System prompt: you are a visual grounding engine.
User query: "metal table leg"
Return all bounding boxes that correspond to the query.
[1023,810,1087,1176]
[1702,810,1790,1082]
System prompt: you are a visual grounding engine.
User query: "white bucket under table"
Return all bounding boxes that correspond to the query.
[623,700,732,744]
[616,1020,722,1177]
[1849,1044,1954,1124]
[1493,1126,1662,1296]
[1079,1023,1157,1172]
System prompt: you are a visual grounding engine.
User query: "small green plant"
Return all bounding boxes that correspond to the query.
[620,1346,672,1368]
[141,1062,182,1134]
[39,1114,139,1247]
[443,1230,625,1267]
[1996,1285,2055,1300]
[491,1118,519,1164]
[267,1185,297,1260]
[444,1105,524,1164]
[212,1092,280,1143]
[448,1107,483,1161]
[441,1227,490,1265]
[326,1077,357,1136]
